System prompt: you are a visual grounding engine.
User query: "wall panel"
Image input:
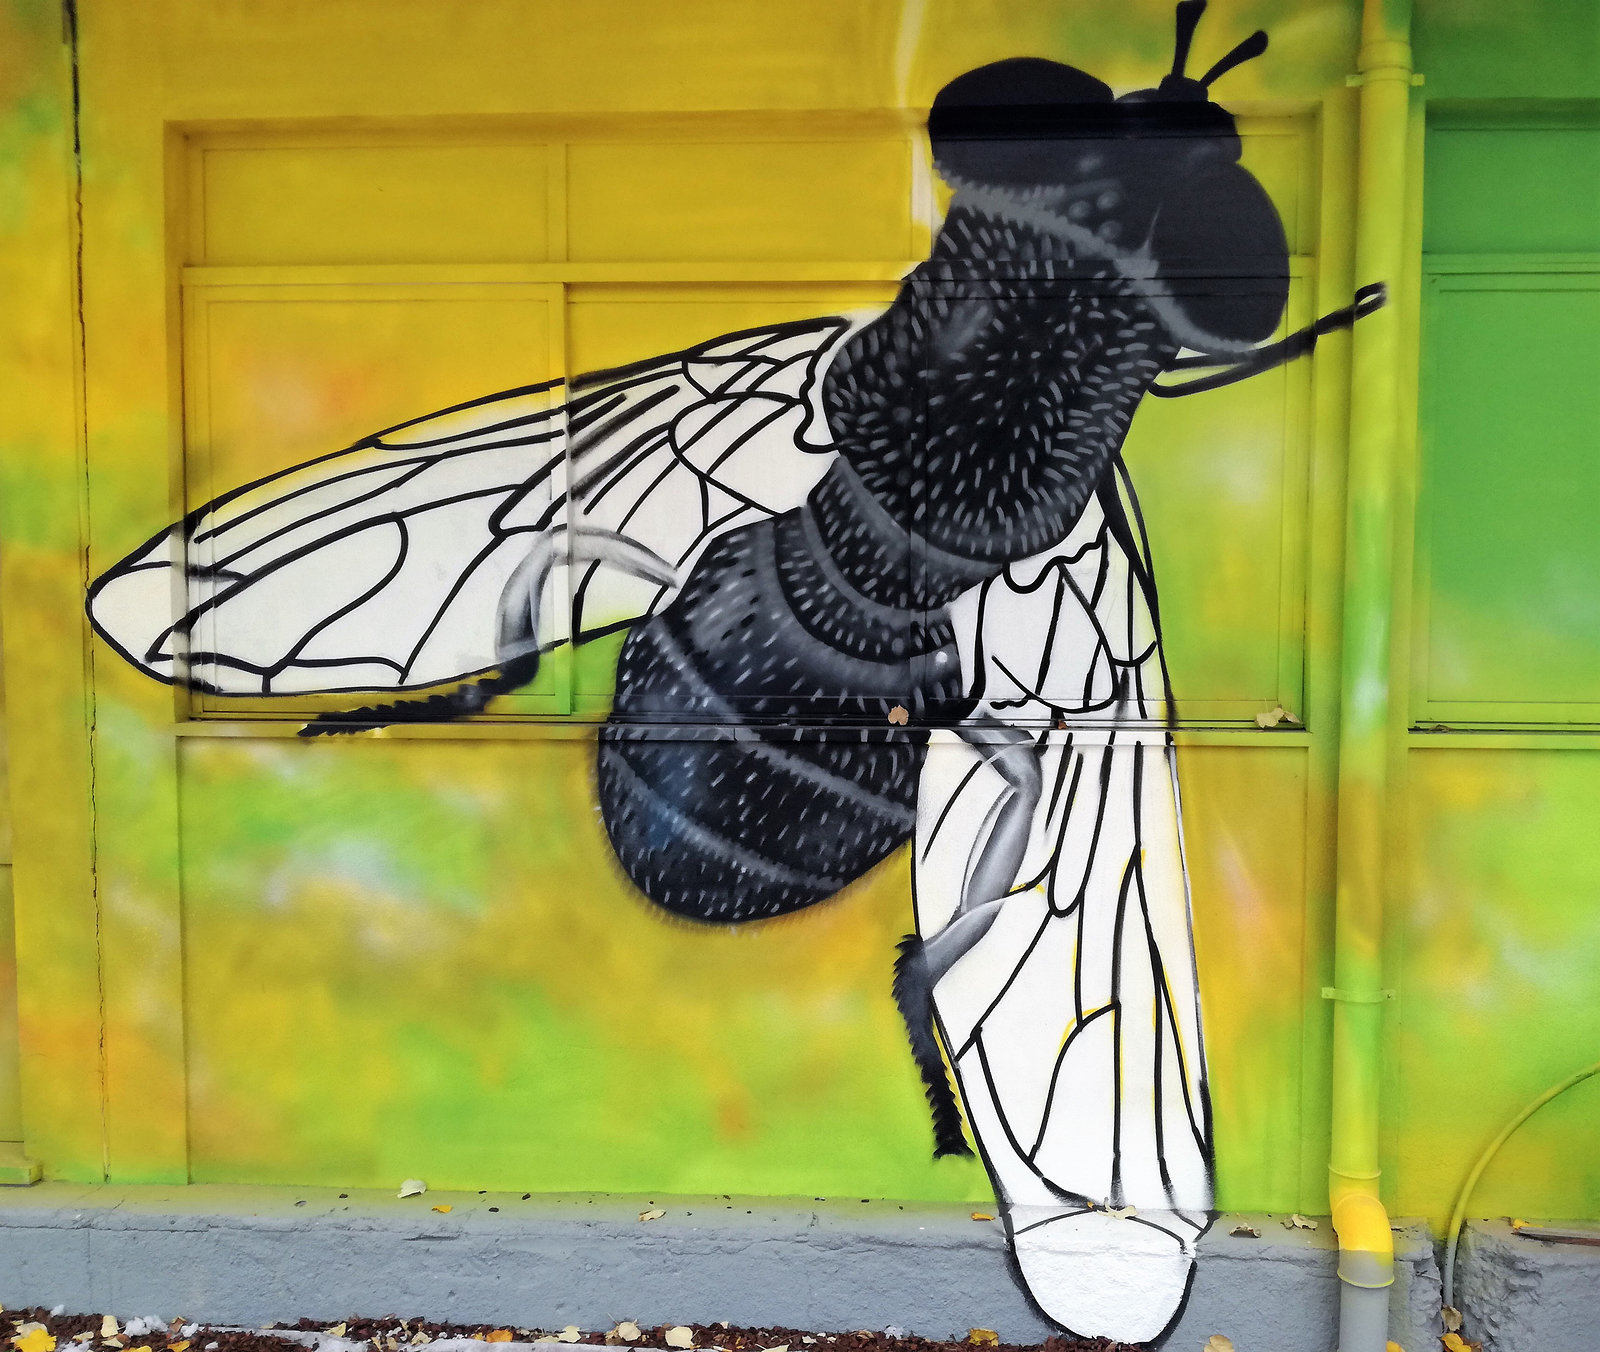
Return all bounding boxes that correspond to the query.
[1393,747,1600,1224]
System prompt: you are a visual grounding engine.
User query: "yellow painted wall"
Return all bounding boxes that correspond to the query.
[0,0,1594,1236]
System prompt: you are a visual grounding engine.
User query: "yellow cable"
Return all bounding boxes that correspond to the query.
[1442,1058,1600,1309]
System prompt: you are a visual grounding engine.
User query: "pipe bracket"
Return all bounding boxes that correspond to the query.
[1322,986,1395,1004]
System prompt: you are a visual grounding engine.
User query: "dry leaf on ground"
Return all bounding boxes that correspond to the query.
[11,1327,57,1352]
[638,1209,666,1222]
[969,1213,993,1222]
[486,1334,513,1343]
[431,1205,452,1214]
[1441,1308,1463,1333]
[664,1331,694,1349]
[1205,1337,1234,1352]
[398,1180,426,1198]
[554,1331,581,1345]
[1284,1214,1318,1230]
[965,1333,998,1347]
[612,1324,642,1344]
[1229,1224,1261,1238]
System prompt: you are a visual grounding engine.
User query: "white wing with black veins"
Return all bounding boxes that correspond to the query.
[87,316,859,696]
[913,459,1212,1343]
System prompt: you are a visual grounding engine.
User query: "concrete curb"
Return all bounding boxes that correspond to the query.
[1457,1219,1600,1352]
[0,1186,1443,1351]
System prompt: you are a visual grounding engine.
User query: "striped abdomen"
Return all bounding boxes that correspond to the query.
[597,511,963,923]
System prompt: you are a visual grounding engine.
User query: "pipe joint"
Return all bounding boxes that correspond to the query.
[1332,1190,1396,1290]
[1357,38,1413,77]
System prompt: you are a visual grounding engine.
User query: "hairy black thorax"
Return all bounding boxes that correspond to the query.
[816,200,1177,611]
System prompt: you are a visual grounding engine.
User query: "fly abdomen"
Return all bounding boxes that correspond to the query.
[597,515,959,923]
[597,726,922,922]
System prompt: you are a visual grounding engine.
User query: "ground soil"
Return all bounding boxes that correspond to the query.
[5,1310,1133,1352]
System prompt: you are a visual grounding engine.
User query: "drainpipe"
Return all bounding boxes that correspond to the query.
[1329,1,1414,1350]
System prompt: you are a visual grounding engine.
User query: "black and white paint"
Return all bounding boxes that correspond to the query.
[88,3,1384,1342]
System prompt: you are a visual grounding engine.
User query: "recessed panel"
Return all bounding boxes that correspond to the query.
[1424,124,1600,255]
[1420,275,1600,719]
[177,734,990,1201]
[200,143,549,265]
[1180,744,1309,1210]
[1394,748,1600,1225]
[1124,279,1313,725]
[181,281,564,714]
[567,140,913,261]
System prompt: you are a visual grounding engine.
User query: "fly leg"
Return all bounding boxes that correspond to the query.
[299,528,677,736]
[895,715,1043,1156]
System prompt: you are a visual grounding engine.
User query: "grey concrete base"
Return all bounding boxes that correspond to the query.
[1457,1219,1600,1352]
[0,1186,1444,1350]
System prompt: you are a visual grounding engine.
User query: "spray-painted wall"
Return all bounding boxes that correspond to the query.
[0,0,1597,1322]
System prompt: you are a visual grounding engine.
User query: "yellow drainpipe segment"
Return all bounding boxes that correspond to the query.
[1330,0,1414,1344]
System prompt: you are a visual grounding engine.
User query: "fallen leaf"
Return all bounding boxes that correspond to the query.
[1284,1213,1318,1230]
[763,1345,789,1352]
[431,1205,453,1214]
[887,706,909,726]
[555,1332,581,1345]
[398,1180,427,1198]
[324,1328,347,1340]
[412,1336,432,1345]
[966,1333,998,1348]
[12,1326,57,1352]
[1106,1206,1138,1219]
[970,1212,994,1222]
[665,1331,694,1349]
[1442,1334,1468,1352]
[168,1343,190,1352]
[1388,1344,1406,1352]
[101,1321,120,1341]
[1230,1224,1262,1238]
[613,1324,642,1344]
[487,1335,513,1344]
[638,1209,666,1222]
[1254,706,1302,729]
[1205,1338,1234,1352]
[1441,1307,1463,1333]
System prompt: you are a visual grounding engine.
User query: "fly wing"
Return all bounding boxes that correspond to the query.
[88,315,858,696]
[913,457,1211,1340]
[566,315,856,643]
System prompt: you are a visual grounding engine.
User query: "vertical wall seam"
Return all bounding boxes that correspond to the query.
[61,0,108,1183]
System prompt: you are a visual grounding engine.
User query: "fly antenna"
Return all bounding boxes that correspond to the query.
[1200,29,1269,87]
[1170,0,1207,81]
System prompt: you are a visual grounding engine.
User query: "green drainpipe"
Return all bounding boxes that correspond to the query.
[1330,1,1414,1349]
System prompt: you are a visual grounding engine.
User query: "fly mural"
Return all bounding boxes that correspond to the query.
[88,3,1384,1345]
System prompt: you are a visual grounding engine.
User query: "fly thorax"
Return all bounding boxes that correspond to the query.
[822,202,1177,583]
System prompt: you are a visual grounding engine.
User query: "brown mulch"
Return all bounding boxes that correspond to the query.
[4,1310,1134,1352]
